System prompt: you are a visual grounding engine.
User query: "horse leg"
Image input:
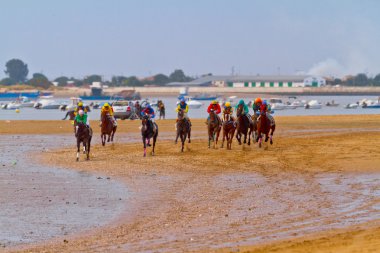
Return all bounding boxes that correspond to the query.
[87,137,91,160]
[152,134,157,156]
[221,128,226,148]
[270,125,276,145]
[107,133,111,142]
[76,140,80,161]
[188,127,191,143]
[101,133,105,146]
[215,127,221,147]
[243,132,247,144]
[180,134,185,152]
[236,131,241,145]
[248,127,252,146]
[143,137,147,157]
[175,130,179,144]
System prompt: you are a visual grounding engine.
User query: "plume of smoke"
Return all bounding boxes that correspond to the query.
[307,58,346,77]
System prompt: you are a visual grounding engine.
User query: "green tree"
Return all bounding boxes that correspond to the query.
[27,72,52,89]
[125,76,142,87]
[84,75,102,84]
[111,76,128,86]
[154,74,170,85]
[169,69,187,82]
[54,76,69,87]
[0,77,14,86]
[373,74,380,86]
[4,59,29,83]
[333,78,342,85]
[354,73,369,86]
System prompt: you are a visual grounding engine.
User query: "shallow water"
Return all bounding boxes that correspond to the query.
[0,135,129,247]
[1,95,380,120]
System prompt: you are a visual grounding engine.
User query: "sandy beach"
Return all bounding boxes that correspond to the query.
[1,116,380,252]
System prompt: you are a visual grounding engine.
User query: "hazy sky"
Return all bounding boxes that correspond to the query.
[1,0,380,80]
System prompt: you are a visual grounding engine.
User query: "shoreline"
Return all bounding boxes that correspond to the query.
[2,116,380,252]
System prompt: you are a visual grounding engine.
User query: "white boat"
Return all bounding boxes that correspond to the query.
[34,99,61,109]
[5,102,21,110]
[345,103,359,109]
[268,98,292,110]
[177,97,203,109]
[305,100,322,109]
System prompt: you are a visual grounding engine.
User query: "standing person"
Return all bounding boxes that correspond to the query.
[100,103,117,127]
[158,100,166,120]
[135,101,142,118]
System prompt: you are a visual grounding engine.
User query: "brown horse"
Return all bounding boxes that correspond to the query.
[101,113,117,146]
[251,112,259,143]
[256,111,276,148]
[76,122,92,161]
[175,109,191,152]
[236,104,254,145]
[141,115,158,157]
[207,110,222,148]
[221,113,236,150]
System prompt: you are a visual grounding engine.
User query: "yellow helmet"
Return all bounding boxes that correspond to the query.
[212,100,218,104]
[78,102,83,106]
[104,102,109,107]
[225,101,231,107]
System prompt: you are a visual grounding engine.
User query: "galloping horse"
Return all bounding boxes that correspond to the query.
[101,113,117,146]
[236,104,254,145]
[175,109,191,152]
[141,115,158,157]
[251,112,259,143]
[158,101,165,120]
[221,113,236,150]
[62,106,91,120]
[76,122,92,161]
[256,110,276,148]
[207,110,222,148]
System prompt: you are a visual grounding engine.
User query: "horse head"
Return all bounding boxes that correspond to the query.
[141,114,150,132]
[177,109,185,121]
[223,113,231,122]
[236,104,243,117]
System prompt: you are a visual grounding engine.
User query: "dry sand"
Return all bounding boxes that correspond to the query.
[1,116,380,252]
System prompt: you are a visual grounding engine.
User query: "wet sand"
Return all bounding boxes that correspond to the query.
[1,116,380,252]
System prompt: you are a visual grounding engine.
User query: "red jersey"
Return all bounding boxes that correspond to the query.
[207,104,221,114]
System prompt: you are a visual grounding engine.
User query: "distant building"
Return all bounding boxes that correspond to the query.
[166,75,326,88]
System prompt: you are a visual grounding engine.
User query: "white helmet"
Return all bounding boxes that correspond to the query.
[78,110,84,116]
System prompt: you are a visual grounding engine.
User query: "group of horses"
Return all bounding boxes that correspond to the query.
[206,104,276,150]
[74,105,276,160]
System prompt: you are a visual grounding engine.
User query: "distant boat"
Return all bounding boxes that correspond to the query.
[305,100,322,109]
[176,97,203,109]
[325,100,339,107]
[34,99,61,109]
[0,91,52,100]
[362,102,380,108]
[191,93,218,101]
[345,103,359,109]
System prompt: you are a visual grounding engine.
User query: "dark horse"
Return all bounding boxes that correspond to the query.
[256,110,276,148]
[62,106,91,120]
[76,122,92,161]
[158,101,165,120]
[221,113,236,150]
[141,115,158,157]
[101,113,117,146]
[236,104,254,145]
[175,109,191,152]
[207,110,222,148]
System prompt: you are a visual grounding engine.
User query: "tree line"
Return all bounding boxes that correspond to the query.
[2,58,380,88]
[0,59,194,88]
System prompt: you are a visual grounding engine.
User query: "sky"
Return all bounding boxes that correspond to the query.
[1,0,380,80]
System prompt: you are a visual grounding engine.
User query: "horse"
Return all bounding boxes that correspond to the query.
[141,115,158,157]
[75,122,92,161]
[100,113,117,146]
[236,104,254,145]
[158,102,166,120]
[256,110,276,148]
[251,112,259,143]
[175,109,191,152]
[62,110,75,120]
[221,113,236,150]
[207,110,222,148]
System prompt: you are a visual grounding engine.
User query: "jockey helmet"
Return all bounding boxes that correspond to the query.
[225,101,231,107]
[212,100,218,104]
[263,100,267,105]
[104,102,109,107]
[238,99,244,105]
[255,97,262,104]
[78,101,83,107]
[78,110,84,116]
[180,97,185,103]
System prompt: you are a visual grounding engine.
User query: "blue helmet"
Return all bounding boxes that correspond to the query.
[263,100,267,106]
[180,97,185,103]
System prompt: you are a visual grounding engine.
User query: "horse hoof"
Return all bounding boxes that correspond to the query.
[76,158,79,162]
[152,152,155,156]
[188,140,191,143]
[270,140,273,145]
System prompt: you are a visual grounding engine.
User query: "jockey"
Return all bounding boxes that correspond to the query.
[141,103,157,133]
[260,100,275,126]
[222,101,235,121]
[100,102,117,127]
[74,109,89,137]
[74,101,88,116]
[235,99,252,123]
[176,97,190,120]
[252,97,262,116]
[206,100,222,124]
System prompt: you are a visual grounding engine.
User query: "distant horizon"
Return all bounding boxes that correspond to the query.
[2,0,380,80]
